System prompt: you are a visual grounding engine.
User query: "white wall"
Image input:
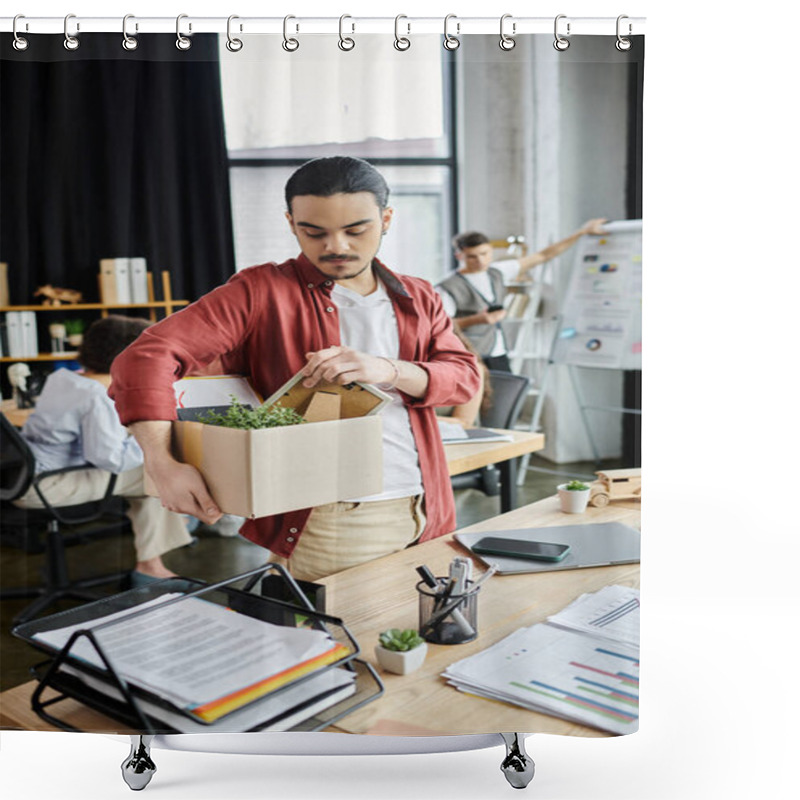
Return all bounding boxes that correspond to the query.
[458,36,635,463]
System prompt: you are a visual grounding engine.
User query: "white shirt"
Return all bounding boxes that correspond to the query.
[331,280,423,502]
[21,368,143,474]
[436,259,521,357]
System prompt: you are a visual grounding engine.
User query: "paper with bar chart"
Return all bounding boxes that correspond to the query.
[443,586,639,735]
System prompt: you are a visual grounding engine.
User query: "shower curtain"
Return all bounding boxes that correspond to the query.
[0,19,644,795]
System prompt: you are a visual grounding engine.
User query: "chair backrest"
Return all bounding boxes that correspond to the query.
[481,371,532,430]
[0,413,36,502]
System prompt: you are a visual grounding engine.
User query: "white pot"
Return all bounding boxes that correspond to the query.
[374,642,428,675]
[557,484,591,514]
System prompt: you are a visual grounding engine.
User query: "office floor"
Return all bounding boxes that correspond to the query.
[0,455,619,693]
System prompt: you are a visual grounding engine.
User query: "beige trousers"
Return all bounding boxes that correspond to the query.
[14,465,193,562]
[275,495,426,582]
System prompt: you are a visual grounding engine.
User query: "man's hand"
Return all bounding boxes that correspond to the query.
[301,346,429,398]
[147,460,223,524]
[128,419,222,524]
[581,218,609,236]
[301,345,394,387]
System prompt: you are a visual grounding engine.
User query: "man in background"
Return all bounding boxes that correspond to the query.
[436,221,607,371]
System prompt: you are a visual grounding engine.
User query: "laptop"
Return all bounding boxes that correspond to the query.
[454,521,640,575]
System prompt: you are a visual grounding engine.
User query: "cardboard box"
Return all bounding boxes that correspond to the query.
[167,415,383,519]
[149,374,387,519]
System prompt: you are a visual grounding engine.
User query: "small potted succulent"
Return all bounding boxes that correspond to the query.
[375,628,428,675]
[557,479,592,514]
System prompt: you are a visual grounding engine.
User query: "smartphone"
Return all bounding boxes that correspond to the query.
[472,536,571,562]
[487,304,505,312]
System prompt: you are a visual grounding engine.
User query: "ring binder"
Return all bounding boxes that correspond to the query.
[554,13,570,51]
[282,14,299,52]
[499,13,516,51]
[443,13,460,51]
[12,14,28,51]
[122,14,138,51]
[63,13,79,51]
[175,13,191,51]
[226,14,243,52]
[394,15,411,51]
[338,14,355,51]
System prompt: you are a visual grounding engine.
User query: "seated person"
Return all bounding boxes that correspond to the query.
[13,316,194,584]
[436,221,607,371]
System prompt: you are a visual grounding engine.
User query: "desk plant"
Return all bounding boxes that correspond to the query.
[557,479,592,514]
[198,397,305,429]
[375,628,428,675]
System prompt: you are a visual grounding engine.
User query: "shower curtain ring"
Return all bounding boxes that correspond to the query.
[615,15,632,51]
[394,15,411,51]
[553,14,570,51]
[443,14,460,51]
[338,15,355,51]
[12,15,29,51]
[122,15,138,51]
[63,14,80,51]
[226,15,243,52]
[176,14,192,50]
[499,14,516,51]
[282,15,299,52]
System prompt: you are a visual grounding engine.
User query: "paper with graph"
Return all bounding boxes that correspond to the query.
[443,585,639,735]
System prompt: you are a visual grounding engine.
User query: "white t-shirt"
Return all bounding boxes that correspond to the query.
[331,280,423,502]
[436,259,521,357]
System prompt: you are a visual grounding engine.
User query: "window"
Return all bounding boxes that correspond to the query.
[219,35,456,283]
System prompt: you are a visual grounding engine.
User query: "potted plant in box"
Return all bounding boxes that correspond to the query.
[375,628,427,675]
[557,479,592,514]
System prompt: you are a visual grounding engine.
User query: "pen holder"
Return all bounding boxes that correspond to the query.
[417,579,480,645]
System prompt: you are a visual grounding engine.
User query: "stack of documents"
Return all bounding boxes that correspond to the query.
[443,585,639,735]
[33,594,355,731]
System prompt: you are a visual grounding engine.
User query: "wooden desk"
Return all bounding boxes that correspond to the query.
[1,398,34,428]
[444,429,545,513]
[0,496,640,738]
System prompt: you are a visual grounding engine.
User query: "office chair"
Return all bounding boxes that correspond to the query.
[450,370,531,497]
[0,413,132,625]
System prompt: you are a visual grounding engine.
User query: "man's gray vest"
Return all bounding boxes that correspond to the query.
[437,268,506,356]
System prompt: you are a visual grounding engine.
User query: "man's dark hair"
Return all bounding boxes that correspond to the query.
[285,156,390,211]
[78,315,152,373]
[452,231,491,252]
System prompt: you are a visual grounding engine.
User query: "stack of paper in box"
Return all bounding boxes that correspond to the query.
[443,585,639,735]
[33,594,357,732]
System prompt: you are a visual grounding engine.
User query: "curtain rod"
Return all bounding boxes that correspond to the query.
[2,16,646,37]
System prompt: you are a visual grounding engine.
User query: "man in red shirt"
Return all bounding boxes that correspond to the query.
[110,157,480,580]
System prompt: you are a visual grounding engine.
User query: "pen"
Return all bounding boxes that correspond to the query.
[415,564,439,591]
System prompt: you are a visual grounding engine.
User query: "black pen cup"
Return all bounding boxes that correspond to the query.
[417,578,480,645]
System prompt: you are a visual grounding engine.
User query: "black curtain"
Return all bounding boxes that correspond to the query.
[0,33,235,306]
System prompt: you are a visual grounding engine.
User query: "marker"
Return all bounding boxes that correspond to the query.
[415,565,438,591]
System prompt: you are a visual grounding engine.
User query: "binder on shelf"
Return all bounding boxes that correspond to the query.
[5,311,38,357]
[129,257,149,304]
[99,258,133,304]
[98,258,119,304]
[13,565,383,735]
[0,261,9,306]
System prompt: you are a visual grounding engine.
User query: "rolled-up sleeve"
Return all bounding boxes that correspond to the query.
[110,275,258,425]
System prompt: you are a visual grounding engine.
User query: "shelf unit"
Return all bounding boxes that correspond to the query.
[0,271,188,363]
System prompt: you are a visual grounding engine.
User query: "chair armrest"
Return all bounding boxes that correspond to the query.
[32,465,120,525]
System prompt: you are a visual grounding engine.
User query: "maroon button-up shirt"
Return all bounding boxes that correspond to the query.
[110,254,481,557]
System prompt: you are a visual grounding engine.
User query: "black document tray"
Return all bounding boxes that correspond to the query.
[13,564,384,734]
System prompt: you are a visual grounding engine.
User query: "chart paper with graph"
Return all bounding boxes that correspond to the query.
[443,585,640,735]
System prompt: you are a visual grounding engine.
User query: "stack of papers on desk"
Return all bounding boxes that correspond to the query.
[33,594,353,728]
[443,586,639,735]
